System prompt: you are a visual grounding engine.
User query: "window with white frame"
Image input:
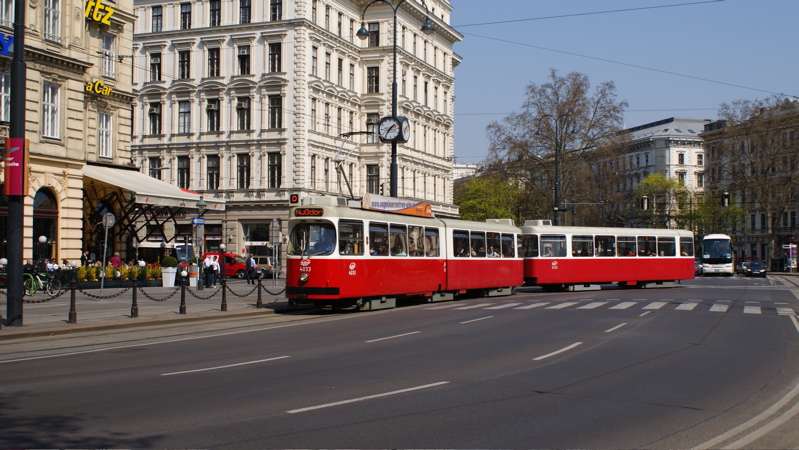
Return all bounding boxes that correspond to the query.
[271,0,282,21]
[102,34,115,78]
[268,152,282,188]
[98,112,112,158]
[0,73,9,122]
[178,101,191,134]
[268,43,281,73]
[268,95,282,129]
[152,5,162,32]
[44,0,60,42]
[240,0,251,24]
[236,96,250,130]
[42,83,60,138]
[0,0,13,28]
[150,53,162,81]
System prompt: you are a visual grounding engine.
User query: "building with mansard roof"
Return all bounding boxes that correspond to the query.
[130,0,462,259]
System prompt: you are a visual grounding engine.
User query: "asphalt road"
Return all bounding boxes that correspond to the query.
[2,276,799,448]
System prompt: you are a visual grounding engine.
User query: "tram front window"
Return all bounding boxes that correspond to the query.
[288,223,337,256]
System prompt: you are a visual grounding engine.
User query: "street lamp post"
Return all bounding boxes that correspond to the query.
[195,196,207,291]
[38,235,47,263]
[536,114,576,226]
[357,0,434,197]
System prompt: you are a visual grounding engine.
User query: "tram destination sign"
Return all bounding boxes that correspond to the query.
[363,194,433,218]
[294,208,324,217]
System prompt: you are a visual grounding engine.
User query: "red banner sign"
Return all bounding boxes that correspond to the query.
[4,138,27,196]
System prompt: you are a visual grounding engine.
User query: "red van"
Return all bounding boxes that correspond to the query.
[201,252,248,279]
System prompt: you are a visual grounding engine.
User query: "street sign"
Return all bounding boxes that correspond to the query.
[102,212,116,228]
[192,217,205,226]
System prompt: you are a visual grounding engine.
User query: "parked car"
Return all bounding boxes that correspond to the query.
[736,261,767,277]
[201,252,248,279]
[254,256,277,278]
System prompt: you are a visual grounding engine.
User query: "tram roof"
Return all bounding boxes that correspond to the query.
[520,221,693,238]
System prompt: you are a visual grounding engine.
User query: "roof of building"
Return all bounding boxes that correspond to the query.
[626,117,712,141]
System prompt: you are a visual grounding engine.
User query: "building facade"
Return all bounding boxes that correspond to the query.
[130,0,462,259]
[0,0,136,264]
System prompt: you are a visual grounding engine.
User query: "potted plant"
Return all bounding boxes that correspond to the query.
[161,256,178,287]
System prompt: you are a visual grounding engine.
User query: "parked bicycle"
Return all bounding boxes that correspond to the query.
[24,271,63,296]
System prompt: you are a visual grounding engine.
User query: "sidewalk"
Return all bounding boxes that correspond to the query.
[0,278,293,341]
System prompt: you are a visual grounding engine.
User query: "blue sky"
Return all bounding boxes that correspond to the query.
[449,0,799,163]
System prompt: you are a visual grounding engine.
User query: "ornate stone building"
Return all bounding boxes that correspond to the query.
[130,0,462,259]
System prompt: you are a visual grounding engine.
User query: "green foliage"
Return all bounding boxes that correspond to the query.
[161,256,178,267]
[454,173,527,223]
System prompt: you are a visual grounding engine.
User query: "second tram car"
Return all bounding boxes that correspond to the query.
[286,196,522,310]
[520,221,695,290]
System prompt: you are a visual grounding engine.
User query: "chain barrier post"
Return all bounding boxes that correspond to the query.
[221,276,228,311]
[131,277,139,318]
[68,278,77,324]
[179,271,187,314]
[256,275,263,308]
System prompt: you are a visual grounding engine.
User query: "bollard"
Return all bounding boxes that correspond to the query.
[221,277,228,311]
[131,277,139,318]
[179,274,187,314]
[68,279,77,324]
[256,275,263,308]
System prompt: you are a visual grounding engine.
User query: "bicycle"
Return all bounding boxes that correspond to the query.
[23,271,63,296]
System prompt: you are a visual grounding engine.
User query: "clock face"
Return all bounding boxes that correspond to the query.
[400,117,410,142]
[379,117,401,141]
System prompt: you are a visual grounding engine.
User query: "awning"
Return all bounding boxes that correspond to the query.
[82,165,225,211]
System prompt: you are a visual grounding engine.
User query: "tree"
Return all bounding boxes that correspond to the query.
[485,69,628,225]
[704,97,799,267]
[453,170,534,224]
[632,174,687,228]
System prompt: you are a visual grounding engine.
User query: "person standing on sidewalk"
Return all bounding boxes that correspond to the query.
[211,255,220,287]
[246,254,257,284]
[203,254,215,288]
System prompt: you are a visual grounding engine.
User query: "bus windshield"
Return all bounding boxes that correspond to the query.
[288,223,336,256]
[701,238,732,264]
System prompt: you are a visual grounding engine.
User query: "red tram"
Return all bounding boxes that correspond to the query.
[286,195,522,310]
[285,195,695,310]
[520,220,695,290]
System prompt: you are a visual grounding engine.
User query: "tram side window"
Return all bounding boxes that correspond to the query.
[390,224,408,256]
[486,232,501,257]
[657,236,676,256]
[408,225,424,256]
[680,236,694,256]
[471,231,486,257]
[618,236,636,256]
[541,235,567,257]
[502,233,517,258]
[369,222,388,256]
[595,235,616,256]
[338,220,364,255]
[522,235,539,257]
[425,228,440,257]
[453,230,470,257]
[572,235,594,257]
[638,236,657,256]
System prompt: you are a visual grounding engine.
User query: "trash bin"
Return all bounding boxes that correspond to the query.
[188,263,199,287]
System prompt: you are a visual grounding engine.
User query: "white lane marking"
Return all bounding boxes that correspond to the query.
[610,302,637,310]
[744,306,762,315]
[710,303,730,313]
[533,342,583,361]
[546,302,579,310]
[366,331,421,343]
[676,302,699,311]
[777,307,795,316]
[791,316,799,334]
[426,303,460,310]
[485,303,522,310]
[605,323,627,333]
[643,301,667,310]
[287,381,450,414]
[639,311,651,317]
[461,316,493,324]
[454,303,492,310]
[161,356,290,376]
[515,302,550,309]
[578,302,608,310]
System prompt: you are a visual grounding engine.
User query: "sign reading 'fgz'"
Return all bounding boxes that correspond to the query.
[85,0,115,25]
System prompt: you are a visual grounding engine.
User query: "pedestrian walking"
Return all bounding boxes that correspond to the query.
[211,255,220,287]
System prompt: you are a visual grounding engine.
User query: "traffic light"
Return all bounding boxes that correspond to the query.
[721,192,730,207]
[640,195,649,211]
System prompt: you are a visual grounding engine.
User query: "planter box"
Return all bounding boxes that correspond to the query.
[162,267,178,287]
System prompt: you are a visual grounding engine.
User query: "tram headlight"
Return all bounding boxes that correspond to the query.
[299,273,309,283]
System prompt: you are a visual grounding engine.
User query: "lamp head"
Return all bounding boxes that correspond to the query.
[196,195,207,212]
[39,235,47,243]
[0,257,7,265]
[139,260,146,267]
[356,22,369,40]
[219,243,226,251]
[421,18,435,35]
[70,260,78,268]
[181,270,188,277]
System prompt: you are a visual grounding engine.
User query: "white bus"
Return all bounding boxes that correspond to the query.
[699,234,734,276]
